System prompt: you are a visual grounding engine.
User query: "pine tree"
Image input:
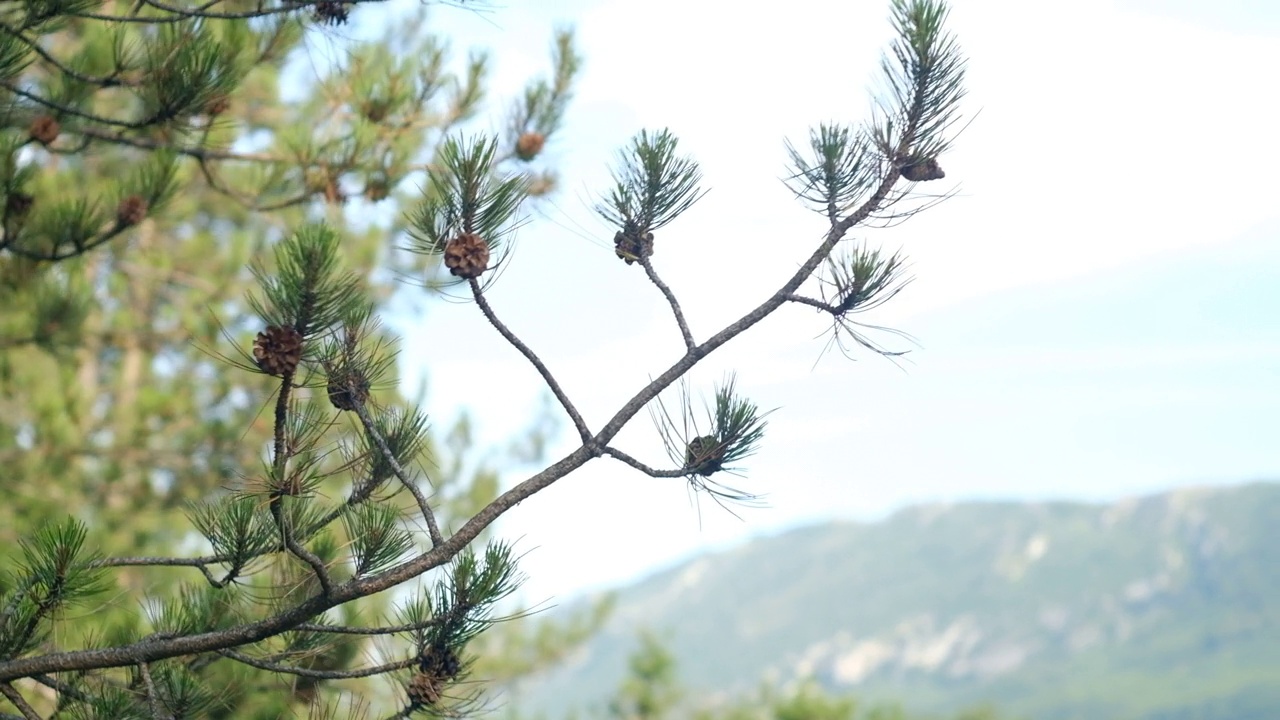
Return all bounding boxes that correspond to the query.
[0,0,968,717]
[606,632,681,720]
[0,1,594,717]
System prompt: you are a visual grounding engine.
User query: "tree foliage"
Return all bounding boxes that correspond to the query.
[588,632,1015,720]
[0,0,968,717]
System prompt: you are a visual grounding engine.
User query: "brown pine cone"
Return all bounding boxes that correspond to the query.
[443,232,491,279]
[253,325,304,377]
[327,367,370,411]
[686,434,725,476]
[418,644,462,679]
[116,195,148,227]
[613,223,654,265]
[406,671,443,707]
[515,132,546,161]
[29,116,60,146]
[901,157,945,182]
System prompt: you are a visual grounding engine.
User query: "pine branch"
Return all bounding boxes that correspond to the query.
[468,277,592,444]
[601,446,688,479]
[137,662,170,720]
[351,398,445,548]
[217,649,415,679]
[637,256,695,351]
[0,684,40,720]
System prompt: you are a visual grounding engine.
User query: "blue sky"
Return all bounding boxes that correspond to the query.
[326,0,1280,601]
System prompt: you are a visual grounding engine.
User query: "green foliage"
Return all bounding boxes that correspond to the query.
[595,128,707,236]
[589,631,1013,720]
[248,223,363,337]
[0,0,970,716]
[0,518,107,659]
[650,373,774,506]
[607,631,682,720]
[405,134,531,256]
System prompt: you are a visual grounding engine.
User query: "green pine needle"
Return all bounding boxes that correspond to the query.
[594,128,707,235]
[405,134,530,256]
[343,502,414,577]
[248,222,364,339]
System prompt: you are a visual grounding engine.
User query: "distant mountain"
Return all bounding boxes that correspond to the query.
[503,483,1280,720]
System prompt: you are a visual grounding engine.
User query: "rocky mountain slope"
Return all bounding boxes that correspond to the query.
[504,482,1280,720]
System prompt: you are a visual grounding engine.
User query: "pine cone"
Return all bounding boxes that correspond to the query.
[613,224,654,265]
[685,434,725,476]
[29,116,60,146]
[312,0,349,25]
[406,671,443,708]
[116,195,148,226]
[901,157,945,182]
[327,367,370,411]
[418,644,462,679]
[6,192,33,219]
[253,325,304,377]
[365,178,390,202]
[443,232,490,279]
[204,95,231,117]
[515,132,546,161]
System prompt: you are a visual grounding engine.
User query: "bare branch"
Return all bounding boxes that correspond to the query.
[217,649,415,679]
[293,617,440,636]
[601,446,688,478]
[783,294,837,313]
[468,277,593,444]
[0,684,40,720]
[137,662,171,720]
[637,256,695,351]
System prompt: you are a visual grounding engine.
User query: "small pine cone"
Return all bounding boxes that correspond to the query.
[312,0,349,25]
[29,116,60,146]
[253,325,304,377]
[327,367,370,412]
[6,192,34,218]
[361,100,390,123]
[116,195,148,226]
[685,434,725,476]
[418,644,462,680]
[443,232,490,279]
[515,132,546,162]
[365,179,390,202]
[900,157,945,182]
[204,95,231,117]
[613,227,654,265]
[406,671,443,708]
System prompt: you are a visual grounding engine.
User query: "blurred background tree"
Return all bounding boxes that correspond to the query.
[545,631,1018,720]
[0,0,608,716]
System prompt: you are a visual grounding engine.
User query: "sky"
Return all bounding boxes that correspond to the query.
[325,0,1280,603]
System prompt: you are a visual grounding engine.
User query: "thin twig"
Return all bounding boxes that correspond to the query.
[469,278,592,444]
[293,617,440,636]
[29,674,91,705]
[137,662,170,720]
[64,0,391,23]
[637,256,695,351]
[784,294,837,313]
[351,400,444,548]
[269,373,334,597]
[0,684,40,720]
[601,446,688,478]
[217,650,415,679]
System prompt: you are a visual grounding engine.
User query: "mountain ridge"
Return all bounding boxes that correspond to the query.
[505,481,1280,720]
